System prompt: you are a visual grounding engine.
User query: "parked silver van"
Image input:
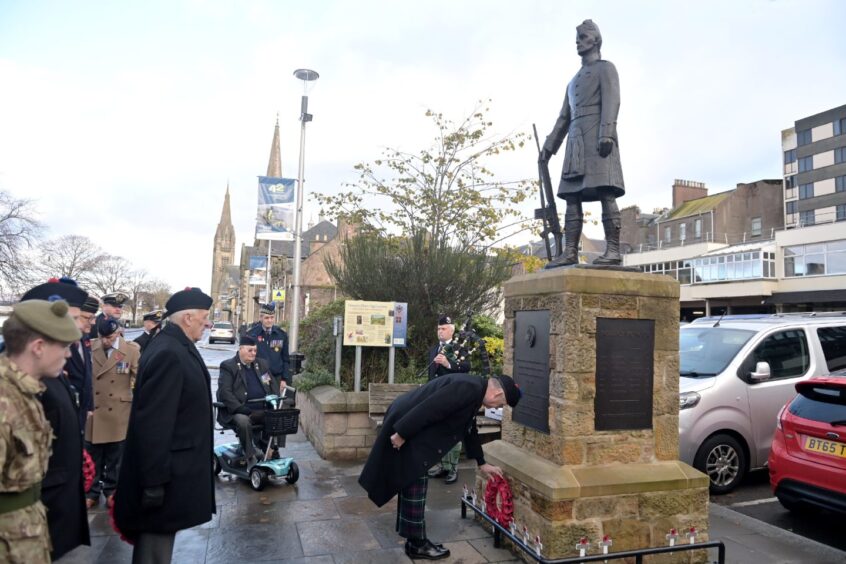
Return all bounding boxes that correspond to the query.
[678,314,846,493]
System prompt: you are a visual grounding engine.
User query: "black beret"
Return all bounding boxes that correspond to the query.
[81,295,100,314]
[21,279,88,308]
[495,374,522,408]
[102,292,128,307]
[259,303,275,315]
[437,314,453,326]
[164,287,213,317]
[142,310,163,323]
[97,316,120,337]
[239,334,257,347]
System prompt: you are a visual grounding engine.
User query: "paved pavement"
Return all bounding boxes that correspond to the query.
[57,421,846,564]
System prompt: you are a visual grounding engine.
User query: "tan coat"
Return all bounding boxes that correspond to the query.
[85,337,140,444]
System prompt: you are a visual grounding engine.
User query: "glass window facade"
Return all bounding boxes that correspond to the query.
[784,240,846,277]
[799,183,814,199]
[836,118,846,136]
[837,147,846,164]
[640,250,776,284]
[784,149,796,164]
[798,156,813,172]
[797,129,812,146]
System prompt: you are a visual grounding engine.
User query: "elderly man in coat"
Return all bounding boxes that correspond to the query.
[85,316,140,508]
[359,373,521,560]
[113,288,215,564]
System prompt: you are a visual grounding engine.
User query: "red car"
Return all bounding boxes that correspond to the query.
[768,376,846,514]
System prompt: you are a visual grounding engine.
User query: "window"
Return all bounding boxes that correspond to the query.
[740,329,810,382]
[693,218,701,239]
[783,149,797,164]
[837,176,846,193]
[785,175,796,189]
[838,204,846,222]
[784,240,846,276]
[798,183,814,199]
[786,201,798,215]
[837,147,846,164]
[751,217,762,237]
[817,326,846,372]
[800,210,815,226]
[798,156,813,172]
[797,129,812,146]
[679,223,687,241]
[664,226,671,243]
[835,118,846,136]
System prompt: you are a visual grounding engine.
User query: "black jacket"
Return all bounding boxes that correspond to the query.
[40,376,90,560]
[216,354,278,426]
[65,338,93,431]
[358,373,486,507]
[246,323,290,381]
[427,342,471,381]
[113,323,215,536]
[133,325,161,354]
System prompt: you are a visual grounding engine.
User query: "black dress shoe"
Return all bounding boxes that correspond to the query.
[427,464,448,478]
[444,469,458,484]
[405,540,450,560]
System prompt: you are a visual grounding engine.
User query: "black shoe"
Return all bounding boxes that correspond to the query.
[427,464,448,478]
[444,469,458,484]
[405,540,450,560]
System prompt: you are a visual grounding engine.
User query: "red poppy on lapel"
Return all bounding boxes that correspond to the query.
[115,351,125,362]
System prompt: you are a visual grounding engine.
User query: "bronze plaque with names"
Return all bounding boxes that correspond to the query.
[594,318,655,431]
[512,310,550,434]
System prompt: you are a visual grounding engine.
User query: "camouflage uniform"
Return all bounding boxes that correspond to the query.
[0,355,52,563]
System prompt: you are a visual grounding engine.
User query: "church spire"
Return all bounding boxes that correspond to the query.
[219,182,232,225]
[266,114,282,177]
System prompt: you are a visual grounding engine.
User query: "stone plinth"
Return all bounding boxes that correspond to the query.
[479,266,709,562]
[298,386,377,461]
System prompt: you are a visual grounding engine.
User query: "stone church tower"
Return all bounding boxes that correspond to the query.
[211,184,235,319]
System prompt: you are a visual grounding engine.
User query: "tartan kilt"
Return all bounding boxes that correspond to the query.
[396,476,428,539]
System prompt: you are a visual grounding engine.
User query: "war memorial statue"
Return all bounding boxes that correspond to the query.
[538,19,625,267]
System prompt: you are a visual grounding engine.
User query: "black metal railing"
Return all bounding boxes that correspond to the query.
[460,496,726,564]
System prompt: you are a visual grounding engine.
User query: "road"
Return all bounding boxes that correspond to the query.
[123,327,237,372]
[711,469,846,553]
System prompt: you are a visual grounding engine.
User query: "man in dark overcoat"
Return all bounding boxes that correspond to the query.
[113,288,215,564]
[66,293,98,433]
[359,373,521,560]
[133,310,163,354]
[426,315,471,485]
[19,279,92,561]
[540,19,626,266]
[217,334,286,463]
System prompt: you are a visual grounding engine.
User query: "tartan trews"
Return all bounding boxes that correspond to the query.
[396,476,428,539]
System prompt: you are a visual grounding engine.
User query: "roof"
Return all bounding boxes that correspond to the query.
[701,240,777,256]
[667,191,732,220]
[683,312,846,330]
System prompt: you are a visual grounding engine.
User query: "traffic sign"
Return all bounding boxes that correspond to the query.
[272,289,285,302]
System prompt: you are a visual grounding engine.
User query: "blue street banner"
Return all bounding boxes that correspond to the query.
[256,176,296,240]
[249,256,268,270]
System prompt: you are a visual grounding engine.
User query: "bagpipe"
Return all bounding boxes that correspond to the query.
[422,312,492,377]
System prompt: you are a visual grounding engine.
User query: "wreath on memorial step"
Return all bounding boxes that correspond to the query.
[484,475,514,528]
[82,449,95,493]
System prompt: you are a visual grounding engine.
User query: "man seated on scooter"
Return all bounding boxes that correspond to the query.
[217,334,283,466]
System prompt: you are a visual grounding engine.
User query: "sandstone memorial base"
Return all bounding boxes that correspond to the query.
[477,267,709,562]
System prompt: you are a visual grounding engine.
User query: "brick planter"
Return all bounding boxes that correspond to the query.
[298,385,377,461]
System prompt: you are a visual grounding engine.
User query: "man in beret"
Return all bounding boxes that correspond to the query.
[359,374,522,560]
[85,317,140,509]
[114,287,216,563]
[133,310,163,354]
[246,303,290,386]
[0,299,81,563]
[426,315,471,485]
[68,291,100,434]
[19,280,92,560]
[89,292,127,338]
[217,334,285,466]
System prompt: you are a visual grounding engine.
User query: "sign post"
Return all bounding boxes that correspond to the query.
[343,301,407,389]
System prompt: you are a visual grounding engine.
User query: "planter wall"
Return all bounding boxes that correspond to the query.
[298,385,376,461]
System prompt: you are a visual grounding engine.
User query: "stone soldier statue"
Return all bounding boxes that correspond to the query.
[539,19,625,267]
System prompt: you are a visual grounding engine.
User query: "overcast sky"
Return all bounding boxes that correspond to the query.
[1,0,844,291]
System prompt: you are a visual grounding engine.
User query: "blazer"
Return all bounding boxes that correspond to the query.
[216,354,279,426]
[86,336,140,444]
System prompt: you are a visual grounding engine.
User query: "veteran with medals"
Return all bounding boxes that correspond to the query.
[246,303,290,385]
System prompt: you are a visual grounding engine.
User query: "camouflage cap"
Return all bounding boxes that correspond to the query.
[11,299,82,343]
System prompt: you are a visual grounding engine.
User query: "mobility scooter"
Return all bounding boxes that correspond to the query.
[213,389,300,491]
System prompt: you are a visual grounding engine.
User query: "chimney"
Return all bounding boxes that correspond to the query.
[672,179,707,208]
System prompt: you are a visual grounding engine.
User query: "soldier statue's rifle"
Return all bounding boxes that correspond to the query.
[532,124,564,262]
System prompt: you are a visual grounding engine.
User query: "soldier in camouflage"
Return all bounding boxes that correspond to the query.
[0,299,82,563]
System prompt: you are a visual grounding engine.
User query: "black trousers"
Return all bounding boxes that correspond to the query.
[85,440,124,499]
[132,532,176,564]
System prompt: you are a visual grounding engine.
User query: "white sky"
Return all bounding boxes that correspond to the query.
[1,0,844,291]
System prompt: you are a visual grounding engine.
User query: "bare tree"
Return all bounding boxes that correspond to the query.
[35,235,107,283]
[0,192,42,297]
[125,269,150,324]
[84,255,132,296]
[137,279,171,313]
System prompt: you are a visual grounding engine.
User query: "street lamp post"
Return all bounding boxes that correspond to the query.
[289,68,319,356]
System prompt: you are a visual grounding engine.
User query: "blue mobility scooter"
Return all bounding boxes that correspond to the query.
[213,389,300,491]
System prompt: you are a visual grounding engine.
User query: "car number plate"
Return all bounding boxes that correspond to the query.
[804,436,846,458]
